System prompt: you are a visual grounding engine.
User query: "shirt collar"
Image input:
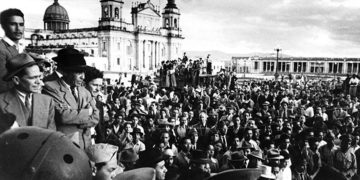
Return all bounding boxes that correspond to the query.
[3,36,16,47]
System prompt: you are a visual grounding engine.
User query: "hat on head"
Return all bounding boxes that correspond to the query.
[248,150,264,160]
[113,167,156,180]
[191,150,212,164]
[86,143,118,164]
[230,151,248,162]
[119,148,139,163]
[53,48,88,72]
[239,141,255,151]
[262,101,270,106]
[163,149,175,158]
[131,127,144,136]
[259,165,276,179]
[267,150,284,160]
[188,128,198,136]
[139,149,165,167]
[3,53,44,81]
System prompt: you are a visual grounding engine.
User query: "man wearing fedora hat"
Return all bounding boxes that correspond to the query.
[0,53,56,134]
[43,47,99,149]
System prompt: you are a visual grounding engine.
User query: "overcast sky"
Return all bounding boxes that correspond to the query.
[1,0,360,57]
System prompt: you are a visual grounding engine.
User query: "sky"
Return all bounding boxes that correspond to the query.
[1,0,360,57]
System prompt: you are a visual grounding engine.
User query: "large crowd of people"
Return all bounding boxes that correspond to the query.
[3,8,360,180]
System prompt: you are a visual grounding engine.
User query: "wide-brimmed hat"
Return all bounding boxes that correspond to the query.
[248,150,264,160]
[53,47,88,72]
[259,165,276,179]
[114,167,155,180]
[191,150,212,164]
[206,169,262,180]
[267,150,284,160]
[119,148,139,163]
[131,127,144,136]
[3,53,44,81]
[239,142,255,151]
[230,151,248,162]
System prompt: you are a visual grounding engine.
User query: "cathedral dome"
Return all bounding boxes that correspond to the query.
[43,0,69,23]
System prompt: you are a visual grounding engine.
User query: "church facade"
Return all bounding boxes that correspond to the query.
[27,0,183,77]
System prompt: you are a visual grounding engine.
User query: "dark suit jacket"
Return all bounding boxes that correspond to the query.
[43,79,99,149]
[0,39,18,93]
[43,71,61,82]
[0,89,56,134]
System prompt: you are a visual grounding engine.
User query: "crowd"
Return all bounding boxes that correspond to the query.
[3,7,360,180]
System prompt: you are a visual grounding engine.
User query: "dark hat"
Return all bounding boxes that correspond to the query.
[267,150,284,160]
[119,148,139,163]
[3,53,44,81]
[230,151,248,162]
[191,150,212,164]
[131,128,144,136]
[139,149,165,167]
[248,150,264,160]
[53,48,88,72]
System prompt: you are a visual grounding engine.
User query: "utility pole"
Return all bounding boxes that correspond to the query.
[274,48,282,80]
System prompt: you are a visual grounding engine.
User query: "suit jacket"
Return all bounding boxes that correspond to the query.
[43,71,60,82]
[0,39,18,93]
[0,89,56,134]
[43,79,99,149]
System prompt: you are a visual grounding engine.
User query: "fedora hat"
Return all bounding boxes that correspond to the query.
[3,53,44,81]
[267,150,284,160]
[230,151,248,162]
[259,165,276,179]
[191,150,212,164]
[206,169,262,180]
[53,48,88,72]
[119,148,139,163]
[114,167,156,180]
[131,127,144,136]
[248,150,264,160]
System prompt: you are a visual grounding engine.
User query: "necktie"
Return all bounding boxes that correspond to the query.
[25,93,31,111]
[71,87,78,102]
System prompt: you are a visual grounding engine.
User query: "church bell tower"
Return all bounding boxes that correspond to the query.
[99,0,124,28]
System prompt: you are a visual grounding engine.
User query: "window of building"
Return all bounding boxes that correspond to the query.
[348,63,353,74]
[174,19,178,28]
[117,42,121,50]
[117,58,120,65]
[165,18,169,28]
[263,62,266,72]
[254,61,258,70]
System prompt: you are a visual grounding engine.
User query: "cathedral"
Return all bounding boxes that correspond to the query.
[26,0,183,78]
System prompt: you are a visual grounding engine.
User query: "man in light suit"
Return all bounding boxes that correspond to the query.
[43,48,99,149]
[0,53,56,134]
[0,8,25,93]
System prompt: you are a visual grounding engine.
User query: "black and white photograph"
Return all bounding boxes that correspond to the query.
[1,0,360,180]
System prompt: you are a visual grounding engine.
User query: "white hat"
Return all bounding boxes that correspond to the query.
[260,165,276,179]
[86,143,118,164]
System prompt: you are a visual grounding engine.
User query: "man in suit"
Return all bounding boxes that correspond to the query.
[43,48,99,149]
[0,8,25,93]
[0,53,56,134]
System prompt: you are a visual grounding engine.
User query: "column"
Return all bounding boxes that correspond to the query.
[143,40,146,69]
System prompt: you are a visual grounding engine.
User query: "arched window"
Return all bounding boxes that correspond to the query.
[174,19,178,28]
[165,18,169,28]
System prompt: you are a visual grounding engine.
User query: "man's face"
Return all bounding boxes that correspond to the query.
[155,160,167,180]
[183,139,192,152]
[88,78,103,97]
[2,16,24,42]
[63,71,85,87]
[94,161,119,180]
[15,65,43,93]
